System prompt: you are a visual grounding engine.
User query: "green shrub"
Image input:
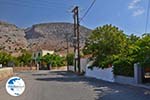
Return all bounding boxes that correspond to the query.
[17,51,32,66]
[42,54,66,67]
[83,24,150,77]
[66,53,74,66]
[113,55,135,77]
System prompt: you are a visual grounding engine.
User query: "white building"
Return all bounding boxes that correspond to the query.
[32,50,54,61]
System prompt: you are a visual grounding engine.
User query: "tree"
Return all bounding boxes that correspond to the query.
[113,33,150,76]
[0,51,12,66]
[83,24,127,68]
[136,33,150,66]
[67,53,74,66]
[84,24,150,76]
[42,54,66,67]
[17,50,32,66]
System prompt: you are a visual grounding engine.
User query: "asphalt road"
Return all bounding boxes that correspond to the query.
[0,70,150,100]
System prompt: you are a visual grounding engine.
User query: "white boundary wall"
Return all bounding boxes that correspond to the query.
[69,59,141,85]
[85,67,115,82]
[68,66,74,72]
[80,58,88,72]
[68,58,88,72]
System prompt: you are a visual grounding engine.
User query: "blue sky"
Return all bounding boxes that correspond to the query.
[0,0,149,35]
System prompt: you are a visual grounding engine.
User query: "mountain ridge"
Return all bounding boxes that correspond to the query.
[25,22,92,54]
[0,21,92,55]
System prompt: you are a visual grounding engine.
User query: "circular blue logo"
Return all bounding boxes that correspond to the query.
[6,76,25,96]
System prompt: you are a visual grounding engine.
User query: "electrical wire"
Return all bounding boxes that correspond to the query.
[79,0,143,35]
[145,0,150,33]
[80,0,96,22]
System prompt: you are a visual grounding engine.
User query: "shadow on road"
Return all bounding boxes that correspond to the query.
[49,71,77,76]
[35,71,150,100]
[32,74,48,76]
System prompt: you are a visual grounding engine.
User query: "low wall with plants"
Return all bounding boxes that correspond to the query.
[83,25,150,80]
[0,67,13,80]
[51,66,67,71]
[13,66,37,72]
[85,66,137,84]
[113,61,134,77]
[85,64,143,85]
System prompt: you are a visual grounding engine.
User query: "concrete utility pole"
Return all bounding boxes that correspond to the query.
[72,6,80,73]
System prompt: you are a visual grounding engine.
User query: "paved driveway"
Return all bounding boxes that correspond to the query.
[0,70,150,100]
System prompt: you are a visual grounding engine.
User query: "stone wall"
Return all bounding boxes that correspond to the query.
[51,66,67,71]
[0,68,13,81]
[13,67,37,72]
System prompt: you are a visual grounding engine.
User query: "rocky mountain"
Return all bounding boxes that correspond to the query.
[0,21,92,55]
[0,21,27,56]
[25,22,92,54]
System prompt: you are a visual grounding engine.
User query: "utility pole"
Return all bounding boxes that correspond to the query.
[73,13,77,72]
[66,34,69,71]
[72,6,80,73]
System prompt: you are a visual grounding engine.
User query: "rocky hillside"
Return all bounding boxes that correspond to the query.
[25,22,92,54]
[0,21,27,56]
[0,21,92,55]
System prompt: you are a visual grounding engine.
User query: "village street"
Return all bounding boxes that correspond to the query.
[0,70,150,100]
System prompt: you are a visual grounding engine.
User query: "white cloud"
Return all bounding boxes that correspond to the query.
[132,8,145,16]
[128,0,145,16]
[128,0,141,9]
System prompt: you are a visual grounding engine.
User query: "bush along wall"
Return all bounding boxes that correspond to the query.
[113,64,134,77]
[42,54,66,68]
[83,25,150,77]
[66,53,74,66]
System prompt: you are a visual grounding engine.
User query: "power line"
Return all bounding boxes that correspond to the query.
[145,0,150,33]
[80,0,96,22]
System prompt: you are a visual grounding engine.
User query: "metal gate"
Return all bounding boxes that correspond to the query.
[143,66,150,83]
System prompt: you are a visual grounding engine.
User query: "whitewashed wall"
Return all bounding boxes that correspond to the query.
[80,58,88,72]
[68,58,88,72]
[85,67,115,82]
[69,59,139,85]
[68,66,74,72]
